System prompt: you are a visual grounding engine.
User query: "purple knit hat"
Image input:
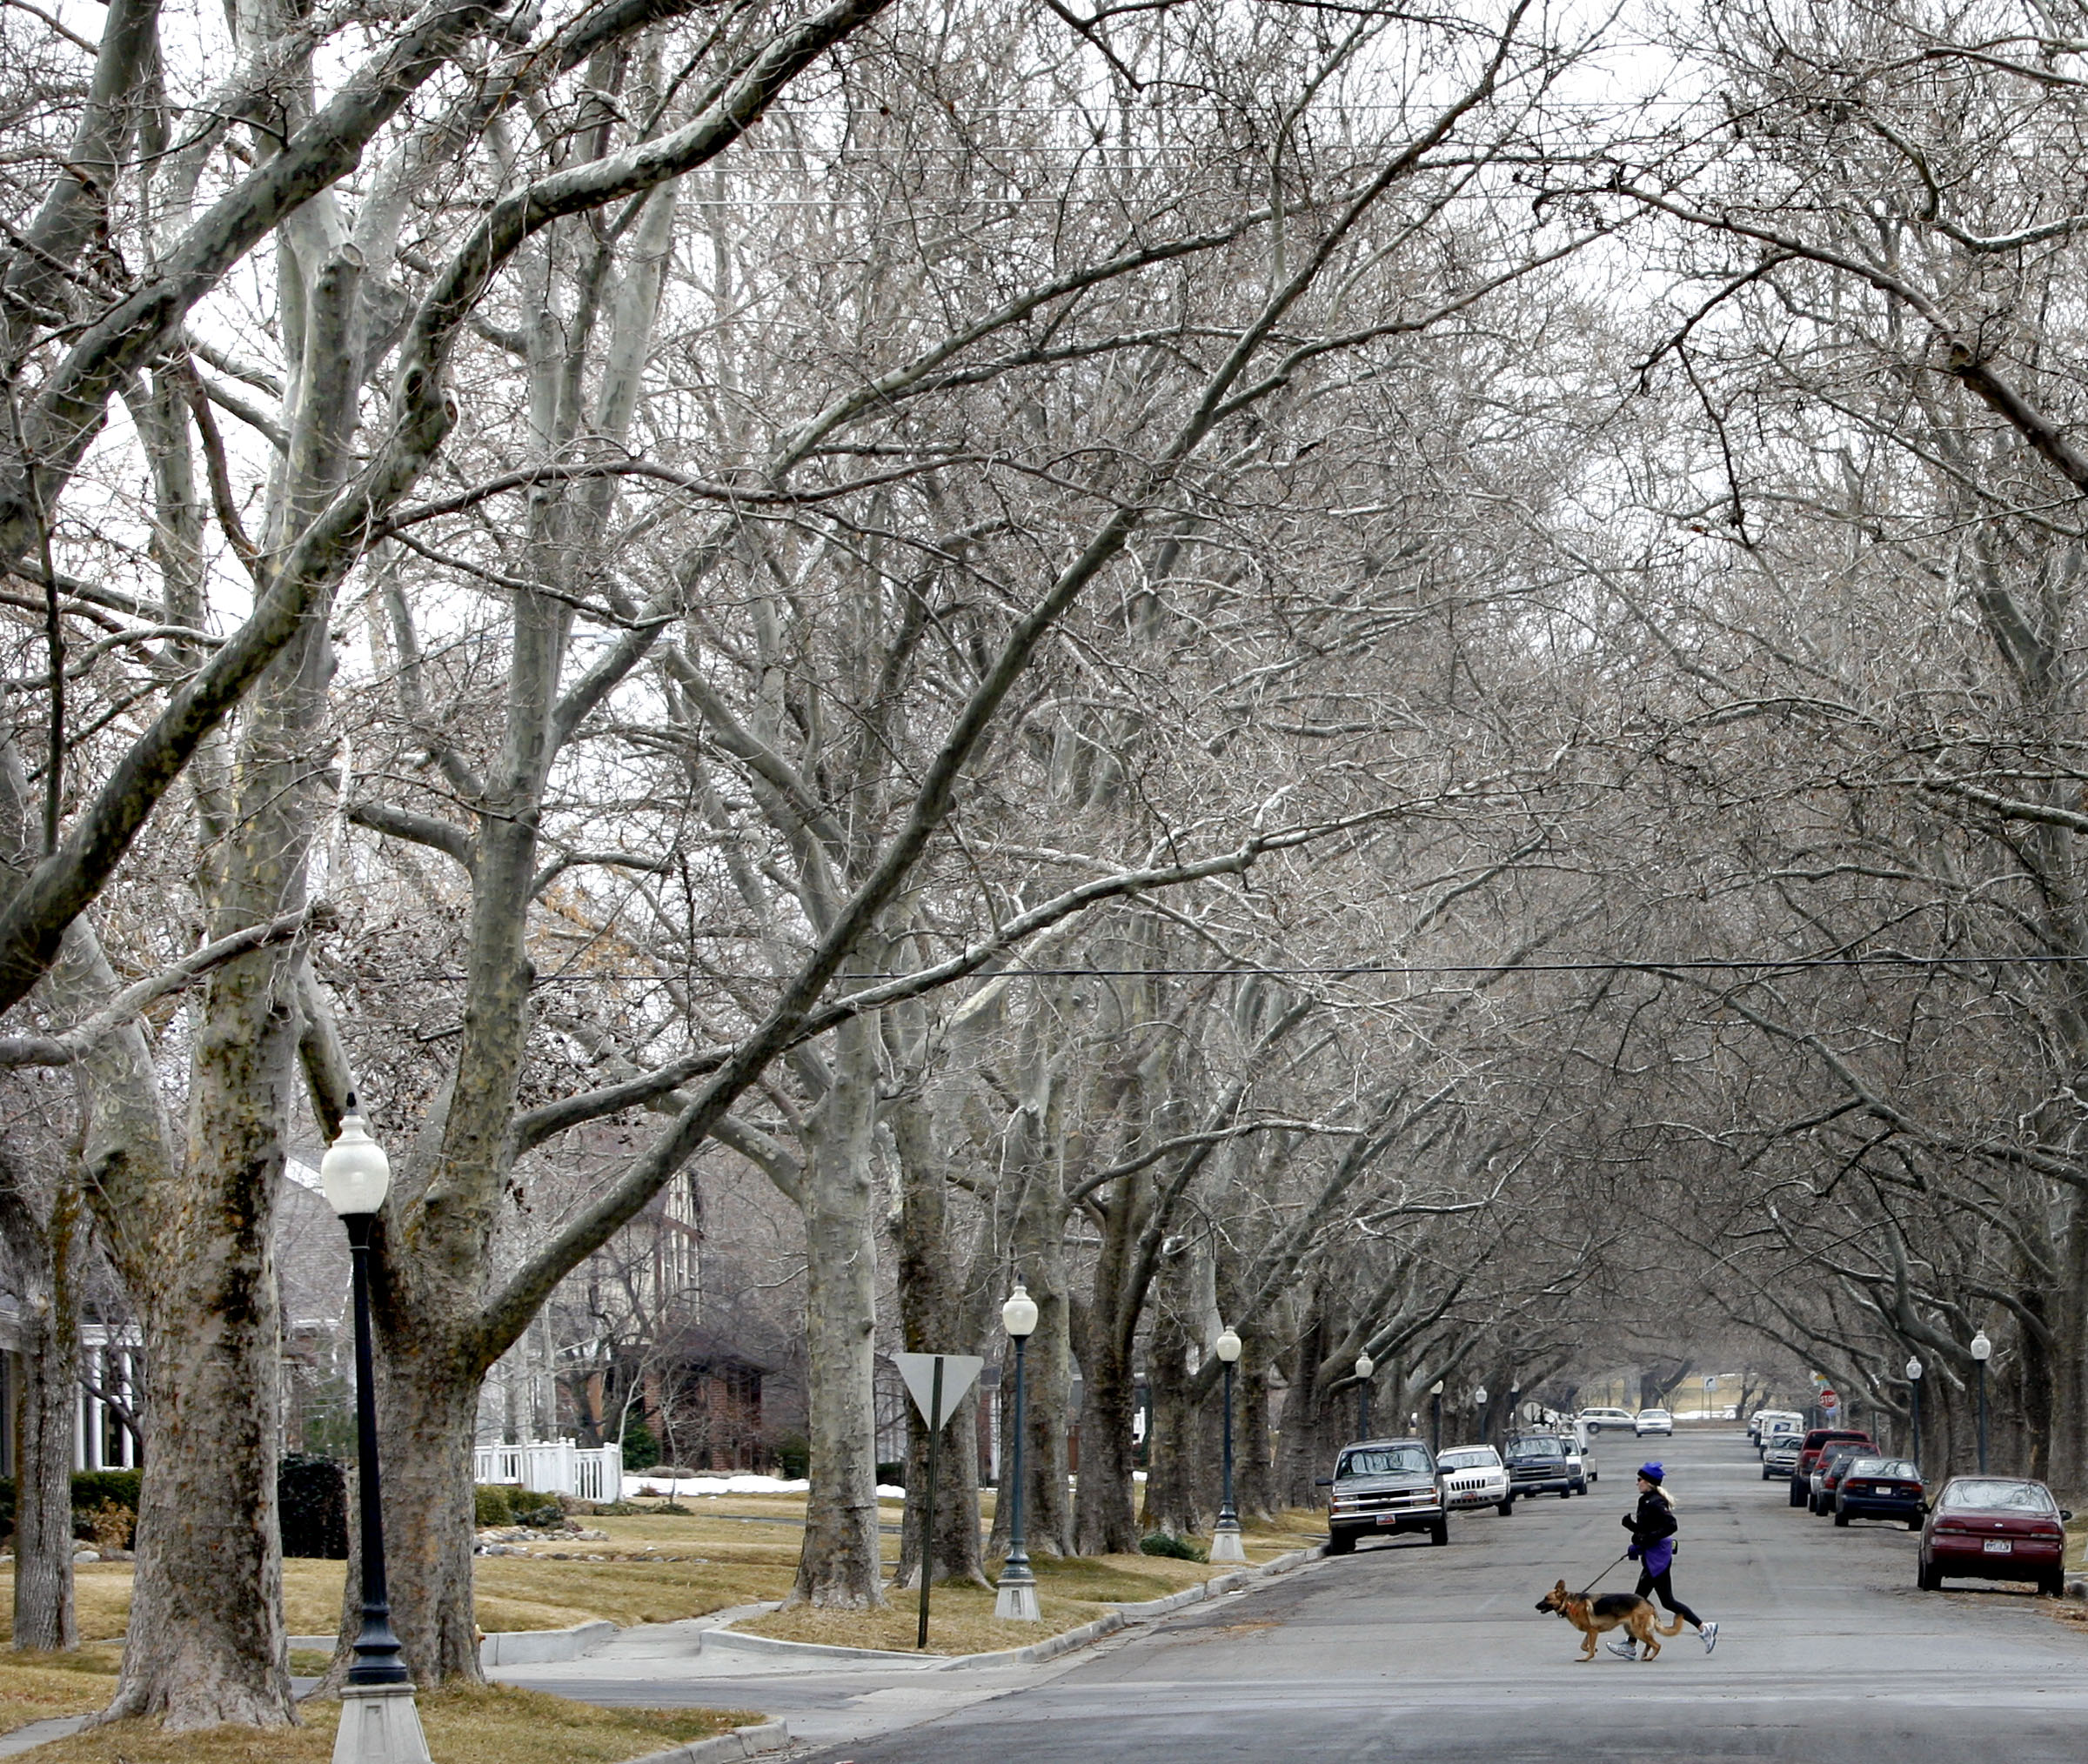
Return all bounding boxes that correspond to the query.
[1637,1461,1664,1484]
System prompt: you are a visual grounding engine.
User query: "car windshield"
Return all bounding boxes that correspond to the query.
[1509,1439,1563,1459]
[1848,1459,1915,1479]
[1438,1448,1500,1471]
[1339,1446,1433,1479]
[1639,1410,1670,1419]
[1940,1479,2056,1513]
[1768,1438,1800,1454]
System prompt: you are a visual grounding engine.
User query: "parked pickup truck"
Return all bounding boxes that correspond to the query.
[1505,1432,1582,1498]
[1319,1439,1449,1554]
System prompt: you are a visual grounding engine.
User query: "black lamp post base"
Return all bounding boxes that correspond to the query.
[332,1680,431,1764]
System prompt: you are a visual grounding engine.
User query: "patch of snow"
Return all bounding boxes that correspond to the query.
[621,1472,910,1500]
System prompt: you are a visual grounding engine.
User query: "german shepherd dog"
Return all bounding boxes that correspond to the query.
[1536,1580,1685,1660]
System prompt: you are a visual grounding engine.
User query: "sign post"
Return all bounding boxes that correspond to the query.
[892,1352,984,1650]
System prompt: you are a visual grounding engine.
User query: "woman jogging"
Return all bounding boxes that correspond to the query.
[1608,1462,1717,1657]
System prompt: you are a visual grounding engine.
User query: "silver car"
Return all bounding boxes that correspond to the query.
[1761,1432,1804,1481]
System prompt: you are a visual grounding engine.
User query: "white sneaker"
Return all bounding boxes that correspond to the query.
[1604,1638,1636,1659]
[1701,1620,1718,1654]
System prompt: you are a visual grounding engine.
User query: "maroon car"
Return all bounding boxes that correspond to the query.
[1788,1428,1874,1508]
[1918,1475,2073,1595]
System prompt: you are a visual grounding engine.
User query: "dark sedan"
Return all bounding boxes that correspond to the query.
[1919,1475,2073,1595]
[1832,1456,1924,1528]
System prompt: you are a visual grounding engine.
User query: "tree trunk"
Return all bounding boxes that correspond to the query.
[1141,1307,1202,1535]
[10,1176,82,1653]
[788,1033,885,1608]
[1073,1326,1140,1554]
[1235,1351,1276,1524]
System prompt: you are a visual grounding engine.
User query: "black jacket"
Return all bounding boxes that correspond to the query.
[1622,1488,1677,1551]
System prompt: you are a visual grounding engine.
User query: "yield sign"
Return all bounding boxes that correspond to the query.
[893,1353,984,1428]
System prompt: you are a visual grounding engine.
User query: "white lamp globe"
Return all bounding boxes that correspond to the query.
[1474,1385,1489,1407]
[319,1102,391,1219]
[1355,1352,1374,1380]
[1430,1380,1444,1395]
[1970,1330,1992,1363]
[1906,1356,1923,1381]
[1001,1283,1039,1339]
[1215,1326,1242,1364]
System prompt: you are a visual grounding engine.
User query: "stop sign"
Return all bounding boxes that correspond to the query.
[1820,1389,1839,1413]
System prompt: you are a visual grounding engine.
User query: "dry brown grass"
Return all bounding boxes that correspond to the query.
[737,1529,1323,1657]
[0,1645,122,1734]
[19,1683,760,1763]
[0,1571,135,1647]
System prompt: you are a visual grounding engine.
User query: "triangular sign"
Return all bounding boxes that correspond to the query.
[893,1352,984,1428]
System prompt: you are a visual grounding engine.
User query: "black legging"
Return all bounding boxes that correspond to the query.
[1635,1564,1703,1630]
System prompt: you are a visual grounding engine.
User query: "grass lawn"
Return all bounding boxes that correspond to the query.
[14,1683,760,1762]
[736,1513,1326,1656]
[0,1646,124,1731]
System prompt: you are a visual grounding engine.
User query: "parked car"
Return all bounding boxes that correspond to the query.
[1761,1432,1805,1481]
[1557,1433,1592,1493]
[1577,1407,1636,1435]
[1436,1444,1514,1515]
[1832,1456,1924,1529]
[1810,1441,1875,1514]
[1790,1428,1875,1507]
[1319,1439,1449,1554]
[1635,1408,1674,1437]
[1505,1433,1579,1499]
[1918,1475,2072,1595]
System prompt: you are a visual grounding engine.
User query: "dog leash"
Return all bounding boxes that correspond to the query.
[1576,1552,1631,1598]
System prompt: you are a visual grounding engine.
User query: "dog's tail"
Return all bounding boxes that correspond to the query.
[1656,1612,1686,1636]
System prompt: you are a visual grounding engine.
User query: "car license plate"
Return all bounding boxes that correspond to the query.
[1376,1514,1403,1527]
[1984,1539,2013,1554]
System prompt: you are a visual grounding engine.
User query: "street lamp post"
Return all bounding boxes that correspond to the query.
[320,1102,432,1764]
[1355,1353,1375,1440]
[1430,1380,1443,1454]
[1474,1385,1489,1449]
[1905,1356,1924,1467]
[1211,1327,1246,1562]
[1971,1330,1992,1473]
[1508,1385,1521,1447]
[994,1285,1041,1620]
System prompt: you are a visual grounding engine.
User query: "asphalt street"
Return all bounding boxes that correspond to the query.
[511,1429,2088,1762]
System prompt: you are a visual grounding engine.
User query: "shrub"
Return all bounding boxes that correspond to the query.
[1140,1532,1208,1562]
[279,1456,349,1559]
[512,1499,565,1529]
[772,1433,810,1479]
[875,1461,907,1488]
[619,1419,661,1471]
[79,1500,133,1552]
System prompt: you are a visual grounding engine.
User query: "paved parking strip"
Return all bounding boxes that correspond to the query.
[505,1431,2088,1762]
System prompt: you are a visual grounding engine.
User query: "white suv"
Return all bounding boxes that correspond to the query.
[1635,1408,1674,1437]
[1436,1444,1514,1516]
[1577,1407,1636,1435]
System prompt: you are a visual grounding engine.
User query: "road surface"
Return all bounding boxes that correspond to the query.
[512,1428,2088,1761]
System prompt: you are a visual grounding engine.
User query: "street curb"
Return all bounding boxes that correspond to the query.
[287,1617,618,1669]
[617,1719,791,1764]
[697,1542,1326,1672]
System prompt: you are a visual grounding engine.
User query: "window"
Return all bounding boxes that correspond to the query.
[1438,1448,1501,1471]
[1941,1479,2055,1513]
[1339,1446,1432,1478]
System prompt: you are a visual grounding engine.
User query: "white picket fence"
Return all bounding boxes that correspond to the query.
[474,1440,623,1502]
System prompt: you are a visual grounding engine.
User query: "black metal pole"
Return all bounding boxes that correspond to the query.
[1911,1380,1921,1467]
[1978,1363,1988,1473]
[1005,1337,1031,1584]
[345,1214,407,1687]
[917,1357,944,1650]
[1218,1359,1237,1532]
[1357,1378,1370,1441]
[1431,1393,1441,1455]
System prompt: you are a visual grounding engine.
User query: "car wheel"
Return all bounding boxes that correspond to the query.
[1558,1487,1571,1500]
[1833,1507,1850,1527]
[1497,1500,1515,1517]
[1917,1559,1941,1592]
[1575,1480,1588,1496]
[1788,1481,1806,1507]
[2039,1571,2065,1598]
[1429,1520,1449,1547]
[1761,1466,1772,1481]
[1906,1519,1922,1533]
[1325,1528,1355,1556]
